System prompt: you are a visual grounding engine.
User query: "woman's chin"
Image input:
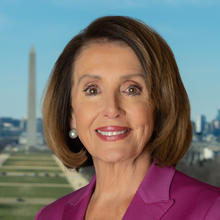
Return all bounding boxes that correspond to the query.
[92,150,134,164]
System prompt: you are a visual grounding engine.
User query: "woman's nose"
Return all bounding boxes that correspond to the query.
[102,94,123,119]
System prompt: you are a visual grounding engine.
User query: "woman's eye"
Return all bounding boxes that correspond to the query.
[83,85,100,96]
[125,85,142,96]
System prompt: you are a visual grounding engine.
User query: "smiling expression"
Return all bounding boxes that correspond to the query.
[71,41,155,163]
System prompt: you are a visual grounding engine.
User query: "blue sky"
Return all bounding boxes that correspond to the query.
[0,0,219,121]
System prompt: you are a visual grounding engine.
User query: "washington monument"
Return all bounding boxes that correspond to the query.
[26,46,37,147]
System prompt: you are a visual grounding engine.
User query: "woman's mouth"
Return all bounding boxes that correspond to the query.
[95,126,131,142]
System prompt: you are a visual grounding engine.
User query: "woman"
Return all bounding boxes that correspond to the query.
[35,16,220,220]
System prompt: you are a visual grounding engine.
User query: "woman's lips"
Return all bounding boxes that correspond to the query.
[95,126,131,142]
[96,126,130,131]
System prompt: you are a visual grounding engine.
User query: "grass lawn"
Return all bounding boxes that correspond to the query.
[0,185,73,198]
[0,203,43,220]
[0,167,61,173]
[0,151,74,219]
[3,159,57,166]
[10,152,52,157]
[0,175,69,184]
[7,157,54,161]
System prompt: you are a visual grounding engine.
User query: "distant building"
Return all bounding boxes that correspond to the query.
[0,117,20,129]
[19,132,44,145]
[37,118,43,133]
[0,117,22,138]
[203,147,214,160]
[196,114,206,134]
[18,117,45,145]
[192,121,196,134]
[210,120,220,136]
[216,109,220,121]
[19,118,27,132]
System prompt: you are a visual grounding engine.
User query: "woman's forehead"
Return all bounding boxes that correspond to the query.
[73,42,143,78]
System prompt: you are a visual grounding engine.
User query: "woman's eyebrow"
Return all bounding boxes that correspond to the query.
[77,74,101,84]
[120,73,145,80]
[77,73,145,84]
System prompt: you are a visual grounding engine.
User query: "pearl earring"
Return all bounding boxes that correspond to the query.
[69,128,78,139]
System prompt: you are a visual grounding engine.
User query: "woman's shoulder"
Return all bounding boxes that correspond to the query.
[173,169,220,195]
[170,169,220,218]
[34,184,90,220]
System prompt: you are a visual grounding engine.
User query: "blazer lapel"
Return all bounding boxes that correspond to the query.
[122,197,174,220]
[123,163,176,220]
[62,176,96,220]
[62,163,175,220]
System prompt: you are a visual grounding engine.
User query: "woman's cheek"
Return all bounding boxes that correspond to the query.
[75,102,99,126]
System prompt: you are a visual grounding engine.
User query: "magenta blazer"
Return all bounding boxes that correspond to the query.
[35,163,220,220]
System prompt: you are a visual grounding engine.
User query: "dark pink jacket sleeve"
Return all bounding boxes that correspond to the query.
[204,197,220,219]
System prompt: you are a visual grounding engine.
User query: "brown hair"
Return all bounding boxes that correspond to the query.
[42,16,192,168]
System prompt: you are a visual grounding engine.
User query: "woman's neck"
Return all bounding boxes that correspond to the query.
[92,150,152,201]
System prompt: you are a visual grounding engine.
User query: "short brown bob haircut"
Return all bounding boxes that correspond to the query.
[42,16,192,169]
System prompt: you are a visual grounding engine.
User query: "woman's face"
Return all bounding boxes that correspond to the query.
[71,41,154,163]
